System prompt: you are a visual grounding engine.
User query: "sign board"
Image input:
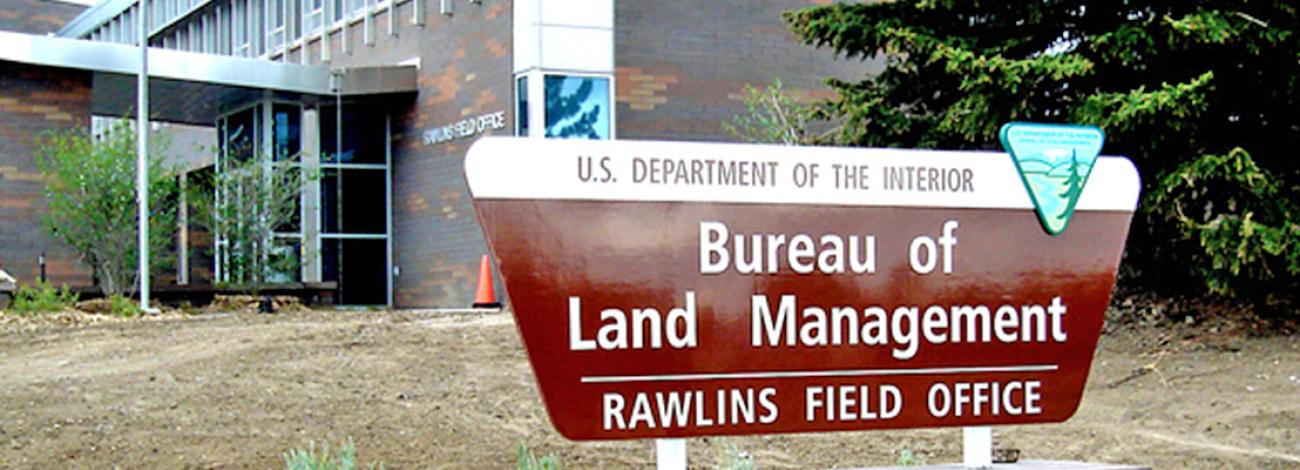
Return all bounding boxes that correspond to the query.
[423,110,507,145]
[465,137,1140,441]
[1000,122,1106,236]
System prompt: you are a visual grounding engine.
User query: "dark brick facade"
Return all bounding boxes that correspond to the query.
[0,64,94,286]
[293,0,514,308]
[0,0,85,35]
[615,0,879,141]
[6,0,877,307]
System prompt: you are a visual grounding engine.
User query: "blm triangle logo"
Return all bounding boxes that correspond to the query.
[999,122,1105,236]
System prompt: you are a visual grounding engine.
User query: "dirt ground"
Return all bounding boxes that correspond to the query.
[0,309,1295,469]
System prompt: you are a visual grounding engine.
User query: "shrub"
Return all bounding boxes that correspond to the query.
[8,282,77,315]
[107,294,141,318]
[34,121,179,297]
[723,79,817,146]
[1149,148,1300,296]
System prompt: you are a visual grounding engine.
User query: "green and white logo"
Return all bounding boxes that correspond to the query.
[999,122,1105,236]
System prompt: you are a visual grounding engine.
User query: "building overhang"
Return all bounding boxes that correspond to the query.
[0,31,418,125]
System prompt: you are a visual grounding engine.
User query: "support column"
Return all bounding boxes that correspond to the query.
[178,172,189,285]
[301,108,322,282]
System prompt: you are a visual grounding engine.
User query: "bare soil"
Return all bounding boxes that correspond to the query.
[0,309,1295,469]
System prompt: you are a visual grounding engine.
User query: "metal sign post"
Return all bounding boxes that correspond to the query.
[136,0,152,312]
[655,438,686,470]
[963,426,992,468]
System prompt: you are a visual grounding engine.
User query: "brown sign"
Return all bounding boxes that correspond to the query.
[465,137,1140,441]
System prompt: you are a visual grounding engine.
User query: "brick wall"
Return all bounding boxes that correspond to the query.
[259,0,876,308]
[0,64,94,286]
[295,0,513,308]
[615,0,880,142]
[0,0,85,35]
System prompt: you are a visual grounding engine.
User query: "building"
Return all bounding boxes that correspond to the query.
[0,0,875,308]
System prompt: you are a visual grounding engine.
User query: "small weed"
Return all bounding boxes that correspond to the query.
[717,439,754,470]
[517,442,562,470]
[284,439,383,470]
[895,448,927,467]
[9,282,76,315]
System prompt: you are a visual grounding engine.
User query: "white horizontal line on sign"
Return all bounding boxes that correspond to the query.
[465,137,1140,212]
[580,364,1059,384]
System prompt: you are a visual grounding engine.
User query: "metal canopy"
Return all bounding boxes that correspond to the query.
[0,31,418,125]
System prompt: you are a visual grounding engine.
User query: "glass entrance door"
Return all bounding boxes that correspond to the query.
[319,102,391,306]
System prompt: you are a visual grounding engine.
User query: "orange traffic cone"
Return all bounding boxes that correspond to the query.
[473,254,501,308]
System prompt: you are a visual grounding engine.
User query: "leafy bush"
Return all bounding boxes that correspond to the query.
[34,121,179,297]
[1150,148,1300,296]
[189,148,318,293]
[8,282,77,315]
[284,439,383,470]
[107,294,141,318]
[517,442,562,470]
[723,79,816,146]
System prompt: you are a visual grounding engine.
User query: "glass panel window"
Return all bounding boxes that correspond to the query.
[515,76,528,137]
[306,0,324,32]
[189,22,201,52]
[223,105,258,162]
[267,0,286,51]
[233,0,248,56]
[321,169,386,234]
[322,238,387,305]
[291,0,303,41]
[347,0,365,17]
[272,104,301,160]
[544,75,611,140]
[321,104,386,164]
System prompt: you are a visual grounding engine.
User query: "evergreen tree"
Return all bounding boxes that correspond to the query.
[1059,151,1083,200]
[785,1,1300,297]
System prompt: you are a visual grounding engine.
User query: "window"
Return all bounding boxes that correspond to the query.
[305,0,324,33]
[233,0,251,57]
[515,76,528,137]
[544,75,612,140]
[272,104,301,160]
[290,0,303,42]
[218,5,230,54]
[223,105,258,162]
[203,13,215,53]
[214,102,310,285]
[266,0,286,51]
[122,9,133,44]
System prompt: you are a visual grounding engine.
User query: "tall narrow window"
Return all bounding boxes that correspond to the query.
[515,76,529,137]
[267,0,286,51]
[233,0,251,57]
[306,0,324,32]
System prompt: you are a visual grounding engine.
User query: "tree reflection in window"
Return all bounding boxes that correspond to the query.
[544,75,610,140]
